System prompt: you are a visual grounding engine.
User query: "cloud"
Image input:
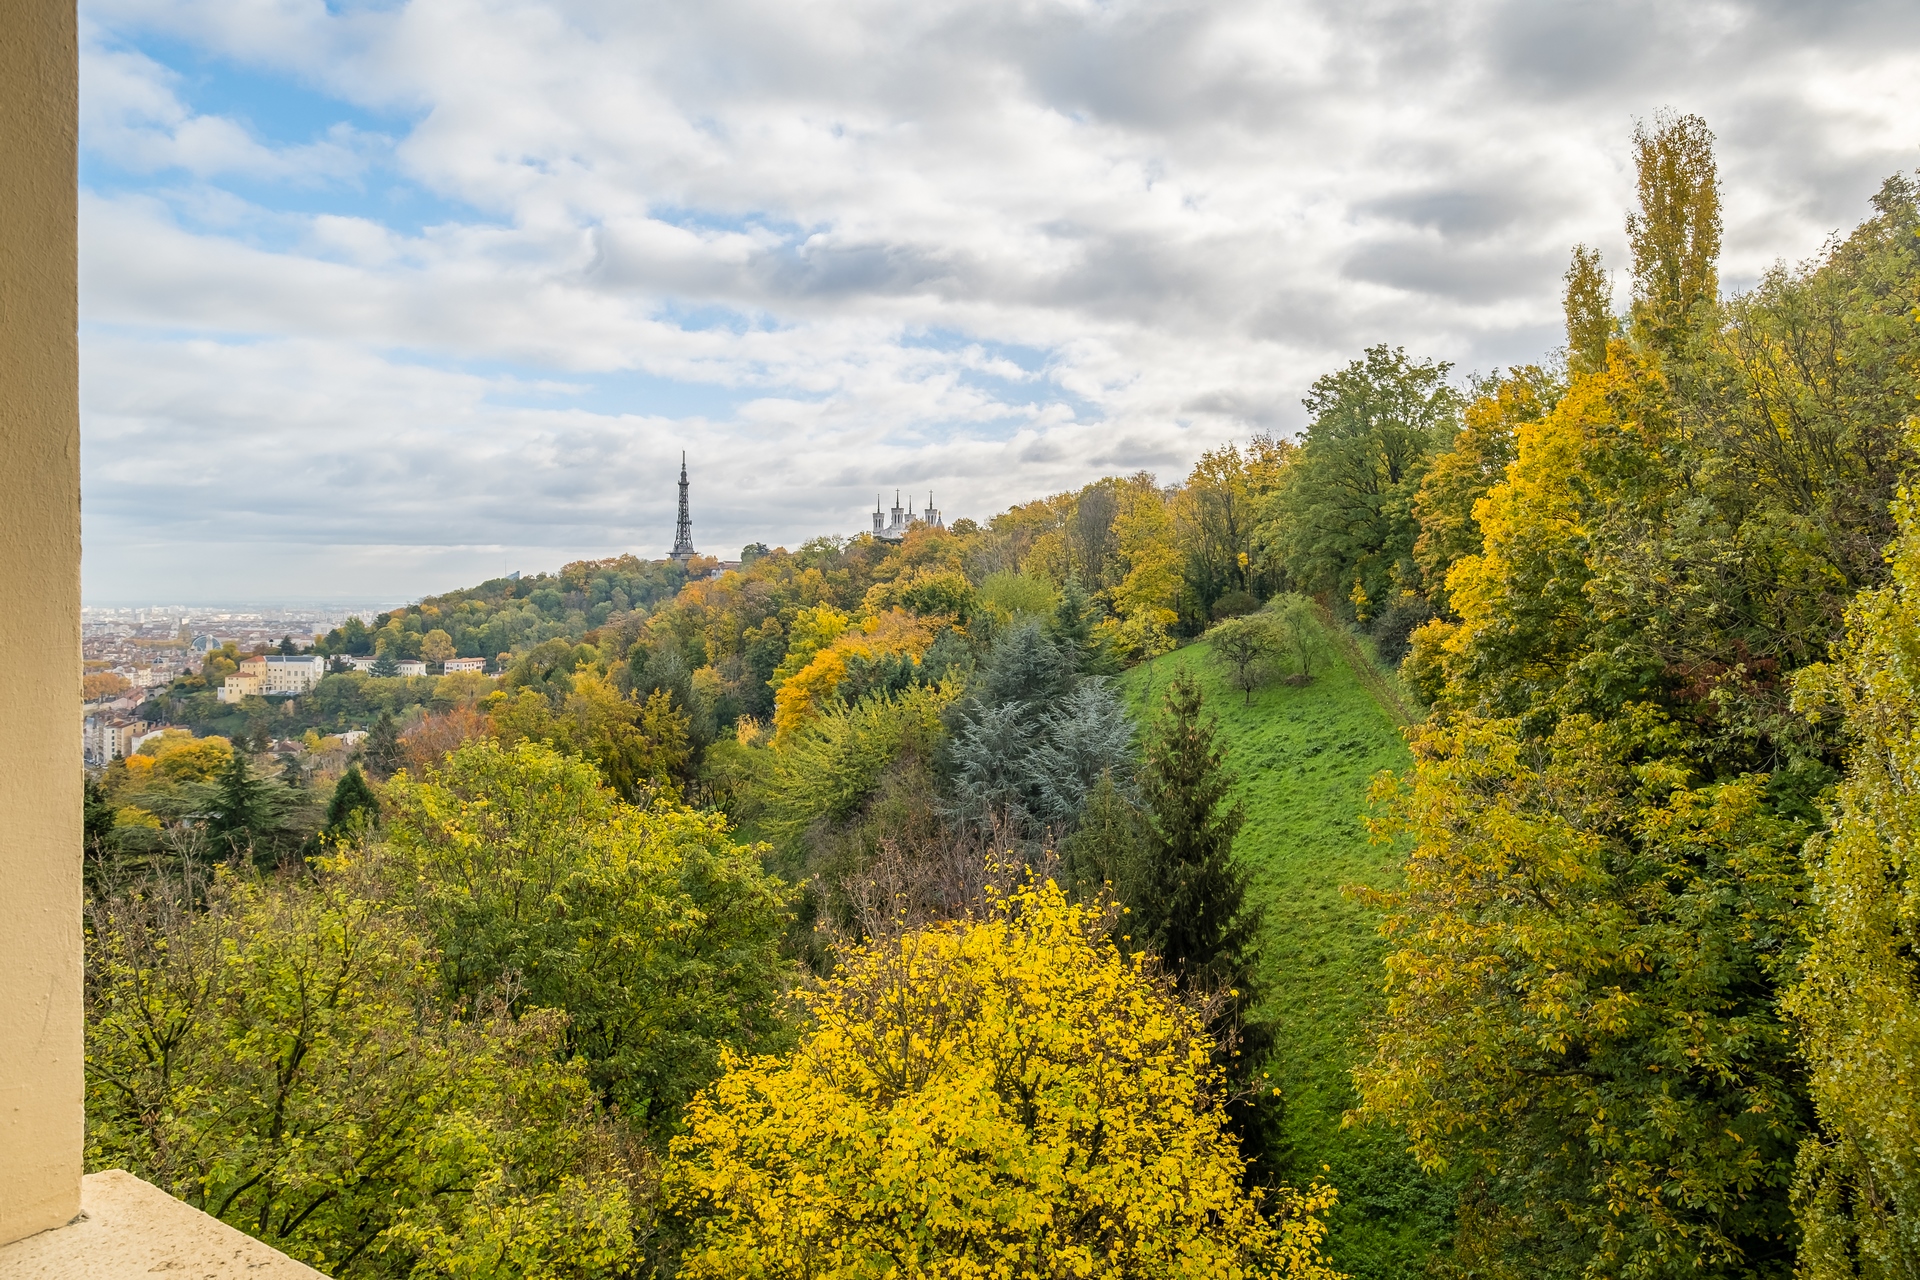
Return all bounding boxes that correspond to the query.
[75,0,1920,601]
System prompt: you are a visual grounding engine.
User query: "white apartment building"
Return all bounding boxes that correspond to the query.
[218,654,327,703]
[444,657,487,674]
[262,654,327,694]
[394,659,427,677]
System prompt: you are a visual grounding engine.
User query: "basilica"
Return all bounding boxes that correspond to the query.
[871,491,944,542]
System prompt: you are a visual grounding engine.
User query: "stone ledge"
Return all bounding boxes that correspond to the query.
[0,1170,326,1279]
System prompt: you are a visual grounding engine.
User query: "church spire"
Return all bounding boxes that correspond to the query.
[670,451,697,564]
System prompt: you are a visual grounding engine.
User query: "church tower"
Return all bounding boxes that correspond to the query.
[670,452,697,564]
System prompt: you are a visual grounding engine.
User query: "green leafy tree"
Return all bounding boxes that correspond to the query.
[1207,612,1284,705]
[1264,592,1331,682]
[1266,345,1463,619]
[1355,711,1807,1279]
[369,650,399,678]
[86,863,637,1278]
[381,739,795,1130]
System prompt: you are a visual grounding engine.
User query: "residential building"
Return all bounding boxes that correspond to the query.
[83,717,146,766]
[216,654,325,703]
[444,656,487,673]
[216,665,263,703]
[395,659,427,677]
[261,654,326,694]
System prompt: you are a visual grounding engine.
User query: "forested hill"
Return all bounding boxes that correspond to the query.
[313,554,693,662]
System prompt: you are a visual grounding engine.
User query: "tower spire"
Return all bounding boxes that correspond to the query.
[670,451,697,564]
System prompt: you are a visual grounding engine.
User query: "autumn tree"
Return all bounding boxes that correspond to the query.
[1786,475,1920,1279]
[1563,244,1615,374]
[420,628,455,667]
[1627,111,1722,351]
[664,875,1341,1280]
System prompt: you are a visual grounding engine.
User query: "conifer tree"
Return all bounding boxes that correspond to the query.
[324,765,379,840]
[1134,673,1256,990]
[364,711,403,780]
[1134,672,1272,1162]
[208,750,284,864]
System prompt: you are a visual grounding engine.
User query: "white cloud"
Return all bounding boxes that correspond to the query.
[76,0,1920,600]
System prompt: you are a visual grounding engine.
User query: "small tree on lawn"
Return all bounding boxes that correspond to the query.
[1209,613,1284,705]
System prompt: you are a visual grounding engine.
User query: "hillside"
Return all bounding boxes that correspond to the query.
[1121,620,1450,1278]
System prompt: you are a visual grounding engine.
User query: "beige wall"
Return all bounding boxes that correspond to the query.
[0,0,83,1247]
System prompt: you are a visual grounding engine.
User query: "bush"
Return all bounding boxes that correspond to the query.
[1211,588,1259,619]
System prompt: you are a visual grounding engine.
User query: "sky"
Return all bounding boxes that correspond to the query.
[79,0,1920,604]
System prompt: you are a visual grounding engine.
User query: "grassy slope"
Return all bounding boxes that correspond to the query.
[1121,626,1451,1279]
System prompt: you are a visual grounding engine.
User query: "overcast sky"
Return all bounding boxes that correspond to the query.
[79,0,1920,604]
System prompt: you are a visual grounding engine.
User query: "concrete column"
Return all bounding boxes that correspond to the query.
[0,0,83,1247]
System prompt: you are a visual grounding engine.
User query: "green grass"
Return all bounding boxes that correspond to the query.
[1122,626,1452,1279]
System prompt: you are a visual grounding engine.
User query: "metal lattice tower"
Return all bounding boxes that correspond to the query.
[670,452,697,563]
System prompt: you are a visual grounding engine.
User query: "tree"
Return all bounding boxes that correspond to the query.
[1563,244,1614,374]
[663,875,1341,1280]
[1131,670,1267,1151]
[276,635,297,655]
[1265,345,1462,619]
[1627,111,1721,351]
[1354,712,1806,1279]
[1134,674,1255,990]
[1060,770,1149,905]
[206,750,290,865]
[86,863,637,1278]
[1264,593,1331,683]
[324,764,378,840]
[421,628,455,668]
[1208,612,1284,704]
[381,739,794,1130]
[363,710,403,780]
[1785,481,1920,1279]
[369,651,399,678]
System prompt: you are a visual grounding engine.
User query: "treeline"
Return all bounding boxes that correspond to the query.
[1347,118,1920,1279]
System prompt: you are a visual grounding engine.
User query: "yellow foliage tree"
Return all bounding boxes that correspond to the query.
[1786,472,1920,1278]
[771,609,934,744]
[666,874,1343,1280]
